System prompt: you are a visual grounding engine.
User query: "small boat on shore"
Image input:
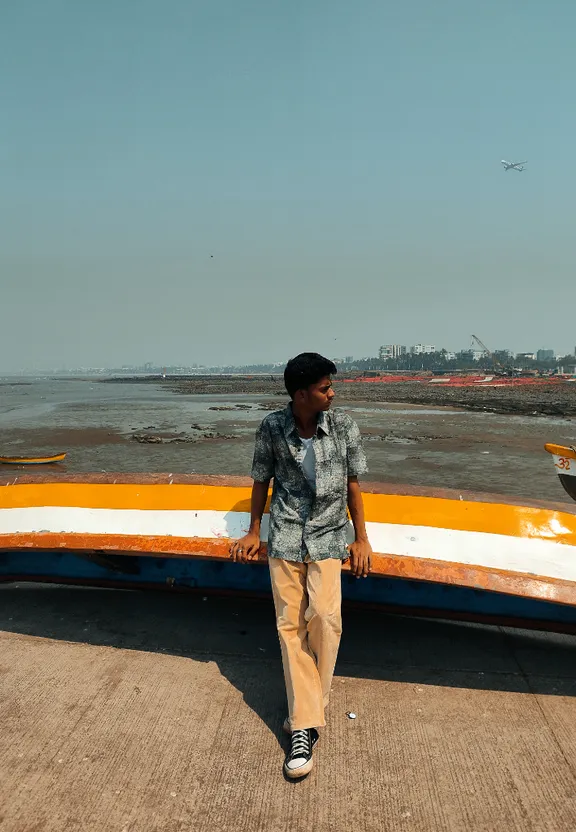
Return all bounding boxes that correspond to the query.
[0,453,67,465]
[1,473,576,632]
[545,443,576,501]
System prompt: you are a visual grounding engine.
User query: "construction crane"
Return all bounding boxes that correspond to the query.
[471,335,514,375]
[471,334,497,364]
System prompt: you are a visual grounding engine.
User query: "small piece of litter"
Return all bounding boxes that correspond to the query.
[346,712,357,719]
[170,792,177,798]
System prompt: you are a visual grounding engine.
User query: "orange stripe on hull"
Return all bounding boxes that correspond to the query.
[3,532,576,607]
[545,443,576,461]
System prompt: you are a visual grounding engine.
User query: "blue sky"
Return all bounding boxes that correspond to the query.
[2,0,575,370]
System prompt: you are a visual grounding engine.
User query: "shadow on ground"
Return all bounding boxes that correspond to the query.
[1,582,576,742]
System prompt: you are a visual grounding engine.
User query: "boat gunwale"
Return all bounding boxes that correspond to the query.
[545,443,576,462]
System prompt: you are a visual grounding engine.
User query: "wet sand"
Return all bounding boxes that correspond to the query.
[146,376,576,417]
[1,376,575,503]
[107,375,576,418]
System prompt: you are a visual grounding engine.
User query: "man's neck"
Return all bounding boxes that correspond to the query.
[291,403,318,437]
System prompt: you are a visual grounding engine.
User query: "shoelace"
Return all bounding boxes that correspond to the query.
[289,729,311,759]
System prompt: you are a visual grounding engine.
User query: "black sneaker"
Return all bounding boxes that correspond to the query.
[284,728,319,778]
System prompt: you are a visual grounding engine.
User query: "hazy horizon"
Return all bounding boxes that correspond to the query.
[3,1,576,373]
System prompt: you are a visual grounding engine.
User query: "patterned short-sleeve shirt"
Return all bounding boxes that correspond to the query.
[250,405,368,562]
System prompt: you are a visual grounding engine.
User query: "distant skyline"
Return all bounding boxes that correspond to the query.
[7,339,573,375]
[3,1,576,372]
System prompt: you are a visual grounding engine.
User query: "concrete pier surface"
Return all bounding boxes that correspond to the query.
[1,584,576,832]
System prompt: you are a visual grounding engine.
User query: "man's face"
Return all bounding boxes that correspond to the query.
[300,376,335,412]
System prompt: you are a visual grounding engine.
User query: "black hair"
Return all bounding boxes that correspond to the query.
[284,353,337,398]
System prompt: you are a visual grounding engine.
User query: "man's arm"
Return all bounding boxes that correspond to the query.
[229,479,270,563]
[347,476,372,578]
[230,417,274,563]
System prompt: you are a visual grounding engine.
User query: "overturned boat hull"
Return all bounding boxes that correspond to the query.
[2,474,576,631]
[2,549,576,632]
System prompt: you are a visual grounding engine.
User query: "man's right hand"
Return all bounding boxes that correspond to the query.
[229,532,261,563]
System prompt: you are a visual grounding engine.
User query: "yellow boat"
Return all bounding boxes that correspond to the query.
[0,453,67,465]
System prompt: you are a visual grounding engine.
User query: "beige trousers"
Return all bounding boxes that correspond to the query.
[268,556,343,731]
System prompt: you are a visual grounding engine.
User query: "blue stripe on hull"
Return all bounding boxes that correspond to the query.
[2,550,576,627]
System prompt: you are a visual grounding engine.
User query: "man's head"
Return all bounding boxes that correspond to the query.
[284,353,337,413]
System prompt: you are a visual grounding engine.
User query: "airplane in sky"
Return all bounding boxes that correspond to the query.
[501,159,527,171]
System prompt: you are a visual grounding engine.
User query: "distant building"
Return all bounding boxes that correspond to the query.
[443,352,457,361]
[516,353,536,361]
[493,349,514,361]
[460,349,486,361]
[379,345,407,360]
[537,349,555,362]
[410,344,435,355]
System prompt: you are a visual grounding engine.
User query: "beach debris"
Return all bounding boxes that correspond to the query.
[131,431,235,444]
[346,712,357,719]
[363,432,445,444]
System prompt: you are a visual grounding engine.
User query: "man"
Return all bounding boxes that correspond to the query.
[229,352,372,779]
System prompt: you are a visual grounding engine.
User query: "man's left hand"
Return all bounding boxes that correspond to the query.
[348,539,372,578]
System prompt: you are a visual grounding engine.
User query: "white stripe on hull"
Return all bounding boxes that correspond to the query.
[1,506,576,585]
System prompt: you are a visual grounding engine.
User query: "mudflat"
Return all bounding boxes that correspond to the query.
[0,376,574,502]
[153,374,576,418]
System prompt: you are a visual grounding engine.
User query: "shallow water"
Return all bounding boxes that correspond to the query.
[1,377,575,503]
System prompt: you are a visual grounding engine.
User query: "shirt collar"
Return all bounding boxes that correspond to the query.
[283,404,331,437]
[317,410,331,435]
